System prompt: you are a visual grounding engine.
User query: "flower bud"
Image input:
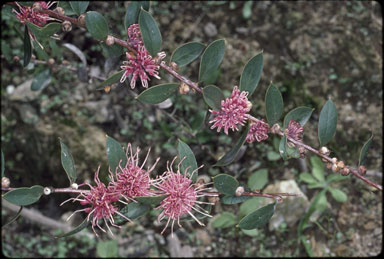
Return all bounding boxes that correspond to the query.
[71,183,79,189]
[62,21,72,32]
[326,163,332,169]
[104,85,111,93]
[48,58,55,65]
[13,56,20,62]
[43,187,52,195]
[358,165,367,175]
[179,82,190,95]
[32,2,42,12]
[235,186,245,196]
[337,161,345,169]
[55,7,65,16]
[2,177,10,188]
[246,101,253,112]
[170,61,178,72]
[332,164,339,173]
[106,35,115,46]
[270,123,281,134]
[340,167,350,176]
[320,146,330,156]
[331,157,338,164]
[78,14,86,27]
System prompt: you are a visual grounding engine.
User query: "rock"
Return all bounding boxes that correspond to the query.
[259,180,309,231]
[204,22,218,37]
[195,229,211,246]
[8,79,41,102]
[167,234,193,257]
[364,221,376,230]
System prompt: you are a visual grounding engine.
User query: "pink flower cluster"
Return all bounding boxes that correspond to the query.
[13,2,54,27]
[62,144,214,236]
[120,24,165,89]
[287,120,304,141]
[246,119,269,143]
[209,86,251,135]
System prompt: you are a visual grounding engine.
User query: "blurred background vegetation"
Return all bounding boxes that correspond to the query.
[1,1,382,257]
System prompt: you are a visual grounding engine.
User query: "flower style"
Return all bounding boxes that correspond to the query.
[109,143,160,202]
[153,157,215,236]
[286,120,304,141]
[60,166,131,236]
[209,86,251,135]
[246,118,269,143]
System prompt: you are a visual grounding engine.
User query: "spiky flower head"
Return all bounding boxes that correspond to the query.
[127,24,143,49]
[13,2,55,27]
[209,86,251,135]
[287,120,304,141]
[153,157,215,236]
[60,166,131,236]
[246,118,269,143]
[109,143,160,202]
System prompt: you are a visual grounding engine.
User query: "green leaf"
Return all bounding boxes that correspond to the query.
[316,192,328,211]
[310,156,325,182]
[299,173,318,184]
[242,1,253,19]
[101,42,124,58]
[170,41,205,67]
[124,1,150,30]
[60,139,77,184]
[202,85,225,111]
[26,22,61,39]
[221,195,250,205]
[55,218,89,238]
[239,197,263,218]
[85,11,109,41]
[2,206,23,228]
[211,212,237,229]
[279,135,288,160]
[139,8,162,56]
[199,39,225,84]
[31,69,51,91]
[266,150,280,161]
[136,195,166,206]
[286,145,300,159]
[97,240,118,258]
[1,150,4,178]
[283,106,314,129]
[58,1,76,16]
[359,134,373,166]
[69,1,89,15]
[3,185,44,206]
[242,228,260,237]
[265,83,283,126]
[114,202,150,224]
[238,203,276,230]
[214,124,250,166]
[248,168,268,191]
[106,136,127,175]
[213,174,239,196]
[178,140,198,182]
[326,174,348,183]
[318,100,338,146]
[97,70,124,89]
[328,187,347,203]
[239,52,263,97]
[136,83,179,104]
[23,25,31,67]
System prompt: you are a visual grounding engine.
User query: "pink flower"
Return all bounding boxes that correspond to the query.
[246,118,269,143]
[120,46,165,89]
[153,157,215,236]
[60,166,131,236]
[287,120,304,141]
[127,24,143,49]
[13,2,55,27]
[209,86,251,135]
[109,143,160,201]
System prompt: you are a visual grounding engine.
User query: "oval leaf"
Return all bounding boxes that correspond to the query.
[213,174,239,196]
[199,39,225,84]
[265,83,283,126]
[136,195,166,205]
[136,83,179,104]
[114,202,150,224]
[359,134,373,166]
[101,42,124,58]
[279,135,288,160]
[299,173,318,184]
[238,203,276,230]
[310,156,325,182]
[171,42,205,67]
[55,218,89,238]
[221,195,250,205]
[239,52,263,97]
[248,168,268,191]
[26,22,61,39]
[283,106,314,129]
[328,187,347,203]
[178,140,198,182]
[203,85,225,111]
[214,124,250,166]
[24,25,31,67]
[239,197,263,218]
[211,212,237,229]
[124,1,150,30]
[31,69,51,91]
[60,139,77,184]
[106,136,127,175]
[3,185,44,206]
[69,1,89,15]
[318,100,338,146]
[139,8,162,56]
[85,11,109,41]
